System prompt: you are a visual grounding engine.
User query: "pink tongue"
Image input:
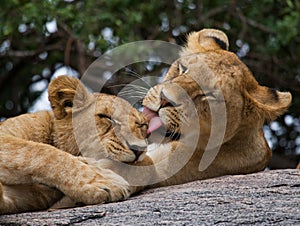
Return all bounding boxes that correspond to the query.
[143,107,163,134]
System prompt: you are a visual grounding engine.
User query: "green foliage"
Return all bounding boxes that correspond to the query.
[276,0,300,45]
[0,0,299,111]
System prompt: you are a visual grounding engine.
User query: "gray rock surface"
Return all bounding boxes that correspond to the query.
[1,169,299,225]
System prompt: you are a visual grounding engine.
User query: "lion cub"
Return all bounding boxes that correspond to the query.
[0,76,149,214]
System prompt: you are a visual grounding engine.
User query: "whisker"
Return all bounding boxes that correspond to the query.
[118,86,148,92]
[117,90,146,96]
[118,90,148,97]
[126,84,150,90]
[109,84,149,92]
[122,68,152,89]
[123,67,143,79]
[117,94,147,100]
[118,93,145,98]
[110,83,150,99]
[109,84,127,88]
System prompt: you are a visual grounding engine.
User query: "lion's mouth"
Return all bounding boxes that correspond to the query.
[143,107,181,141]
[142,107,163,134]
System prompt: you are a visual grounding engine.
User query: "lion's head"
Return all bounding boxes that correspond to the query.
[143,29,292,174]
[48,76,148,163]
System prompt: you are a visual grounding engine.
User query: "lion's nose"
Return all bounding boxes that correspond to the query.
[126,142,147,159]
[159,88,181,109]
[160,93,175,108]
[132,149,144,160]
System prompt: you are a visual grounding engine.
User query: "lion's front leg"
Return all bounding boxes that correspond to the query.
[0,137,131,208]
[0,182,63,214]
[49,169,132,211]
[76,157,132,203]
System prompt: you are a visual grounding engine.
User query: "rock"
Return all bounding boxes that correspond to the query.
[1,169,299,225]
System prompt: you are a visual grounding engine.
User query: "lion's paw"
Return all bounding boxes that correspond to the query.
[69,170,131,205]
[79,182,130,205]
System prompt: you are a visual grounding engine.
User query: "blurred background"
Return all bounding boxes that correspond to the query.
[0,0,299,168]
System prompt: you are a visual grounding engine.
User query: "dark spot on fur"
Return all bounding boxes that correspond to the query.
[209,36,228,50]
[269,88,279,101]
[57,91,64,99]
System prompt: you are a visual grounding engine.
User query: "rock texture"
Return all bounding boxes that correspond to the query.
[1,169,299,225]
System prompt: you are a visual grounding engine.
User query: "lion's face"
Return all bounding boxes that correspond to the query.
[48,76,148,163]
[143,54,246,147]
[91,93,148,162]
[143,29,291,149]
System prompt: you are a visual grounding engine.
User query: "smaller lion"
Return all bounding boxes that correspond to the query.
[0,76,151,214]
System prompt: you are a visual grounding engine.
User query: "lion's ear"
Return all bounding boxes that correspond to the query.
[48,76,92,119]
[180,28,229,56]
[245,85,292,122]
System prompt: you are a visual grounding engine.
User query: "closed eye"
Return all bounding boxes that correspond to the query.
[98,114,118,126]
[137,123,148,129]
[98,114,112,120]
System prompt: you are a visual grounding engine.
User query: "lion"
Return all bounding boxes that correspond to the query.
[0,75,151,214]
[65,28,292,195]
[138,28,292,188]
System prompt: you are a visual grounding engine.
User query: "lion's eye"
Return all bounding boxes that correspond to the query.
[137,123,148,129]
[197,92,216,101]
[98,114,112,121]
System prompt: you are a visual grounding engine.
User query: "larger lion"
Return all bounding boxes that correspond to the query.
[138,28,292,187]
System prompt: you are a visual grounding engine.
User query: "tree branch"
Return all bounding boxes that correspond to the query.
[4,43,64,58]
[231,8,274,34]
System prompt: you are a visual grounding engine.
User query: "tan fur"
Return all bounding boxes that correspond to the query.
[0,76,150,214]
[180,28,229,56]
[142,28,292,187]
[0,29,293,214]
